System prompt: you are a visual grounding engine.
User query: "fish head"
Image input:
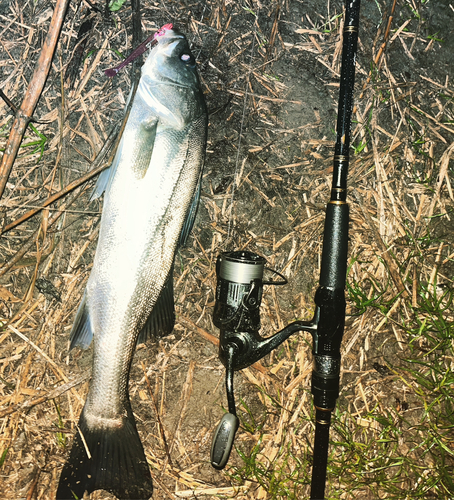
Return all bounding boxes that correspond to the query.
[138,25,206,130]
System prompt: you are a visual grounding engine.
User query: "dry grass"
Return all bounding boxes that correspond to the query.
[0,0,453,499]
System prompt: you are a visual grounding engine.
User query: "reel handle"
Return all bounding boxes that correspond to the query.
[210,344,239,469]
[211,413,239,470]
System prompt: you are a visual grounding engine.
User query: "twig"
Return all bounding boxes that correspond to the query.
[353,189,409,298]
[359,0,397,99]
[160,360,195,480]
[7,324,67,378]
[0,0,70,200]
[148,473,176,500]
[2,124,119,234]
[227,89,302,104]
[0,373,91,418]
[0,89,18,113]
[140,361,173,467]
[0,184,85,277]
[26,466,42,500]
[131,0,143,81]
[428,142,454,217]
[265,1,281,64]
[409,103,454,136]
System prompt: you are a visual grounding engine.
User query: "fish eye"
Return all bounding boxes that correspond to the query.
[180,53,195,65]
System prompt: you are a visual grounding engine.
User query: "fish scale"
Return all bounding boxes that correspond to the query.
[57,25,207,500]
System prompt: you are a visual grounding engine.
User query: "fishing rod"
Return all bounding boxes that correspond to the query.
[209,1,361,498]
[309,0,360,496]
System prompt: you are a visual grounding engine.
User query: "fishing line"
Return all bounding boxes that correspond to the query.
[227,11,259,239]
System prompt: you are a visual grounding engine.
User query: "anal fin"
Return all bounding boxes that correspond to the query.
[179,173,202,247]
[69,292,93,350]
[137,264,175,344]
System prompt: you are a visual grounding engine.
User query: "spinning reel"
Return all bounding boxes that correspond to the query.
[210,250,318,469]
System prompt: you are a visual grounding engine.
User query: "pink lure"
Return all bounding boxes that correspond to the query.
[104,23,174,78]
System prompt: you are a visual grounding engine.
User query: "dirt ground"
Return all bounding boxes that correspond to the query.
[0,0,453,499]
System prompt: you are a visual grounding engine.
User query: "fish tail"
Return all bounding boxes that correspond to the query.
[56,403,153,500]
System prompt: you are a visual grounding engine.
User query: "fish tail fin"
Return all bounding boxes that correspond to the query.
[137,264,175,344]
[56,403,153,500]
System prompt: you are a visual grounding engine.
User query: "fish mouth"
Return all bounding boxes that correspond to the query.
[104,23,187,78]
[142,24,185,56]
[153,23,185,45]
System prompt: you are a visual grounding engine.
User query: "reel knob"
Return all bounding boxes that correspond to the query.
[210,412,239,470]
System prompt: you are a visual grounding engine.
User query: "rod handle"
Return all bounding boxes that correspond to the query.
[319,202,349,290]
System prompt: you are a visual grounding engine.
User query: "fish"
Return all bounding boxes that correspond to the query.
[56,24,207,500]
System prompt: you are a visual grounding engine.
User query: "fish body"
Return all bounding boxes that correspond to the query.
[57,25,207,500]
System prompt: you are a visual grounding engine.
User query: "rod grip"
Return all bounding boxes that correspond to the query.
[319,202,349,290]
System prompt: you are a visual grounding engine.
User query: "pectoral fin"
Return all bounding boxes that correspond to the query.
[90,118,158,200]
[131,119,158,179]
[90,165,113,201]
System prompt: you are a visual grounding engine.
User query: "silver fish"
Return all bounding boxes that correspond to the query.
[57,25,207,500]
